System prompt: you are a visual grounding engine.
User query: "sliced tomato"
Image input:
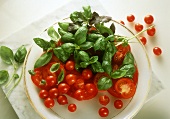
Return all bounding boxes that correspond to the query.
[114,78,136,99]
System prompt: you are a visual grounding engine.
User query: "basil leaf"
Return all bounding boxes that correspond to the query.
[110,70,127,79]
[58,28,75,43]
[0,46,14,65]
[58,22,69,31]
[89,56,98,64]
[50,63,60,73]
[53,47,70,62]
[79,51,90,62]
[102,61,112,75]
[0,70,9,84]
[105,35,115,41]
[105,41,117,54]
[97,77,112,90]
[58,70,65,84]
[79,42,94,50]
[80,62,90,68]
[95,23,113,35]
[94,37,107,51]
[34,52,52,68]
[33,38,50,51]
[123,52,134,65]
[61,43,75,53]
[110,23,115,34]
[70,11,86,23]
[75,26,88,45]
[83,6,92,20]
[91,61,104,73]
[87,33,103,42]
[74,50,80,63]
[47,26,60,41]
[14,45,27,63]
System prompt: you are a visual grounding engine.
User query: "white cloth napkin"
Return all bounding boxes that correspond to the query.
[0,0,164,118]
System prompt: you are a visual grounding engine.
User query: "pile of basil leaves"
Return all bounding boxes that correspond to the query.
[33,6,136,90]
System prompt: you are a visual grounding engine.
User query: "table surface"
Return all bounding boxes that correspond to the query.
[0,0,170,119]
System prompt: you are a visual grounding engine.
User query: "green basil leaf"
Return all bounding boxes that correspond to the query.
[83,6,92,20]
[97,77,112,90]
[50,63,60,73]
[94,37,107,51]
[80,61,89,68]
[53,47,70,62]
[79,51,90,62]
[0,46,14,65]
[105,35,115,41]
[33,38,51,51]
[49,40,56,48]
[75,63,81,71]
[123,52,134,65]
[14,45,27,63]
[89,56,98,64]
[102,52,113,61]
[95,23,113,35]
[87,33,103,42]
[91,61,104,73]
[34,52,52,68]
[28,70,35,75]
[58,28,75,43]
[102,61,112,75]
[105,41,117,54]
[75,26,88,45]
[58,69,65,84]
[58,22,69,31]
[0,70,9,84]
[110,70,127,79]
[79,42,94,50]
[70,11,86,23]
[58,28,67,36]
[61,43,75,53]
[74,50,80,63]
[47,26,60,41]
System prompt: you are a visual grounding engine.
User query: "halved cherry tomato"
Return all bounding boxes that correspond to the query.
[114,78,136,99]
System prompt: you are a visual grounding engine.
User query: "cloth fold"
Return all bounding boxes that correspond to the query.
[0,0,164,119]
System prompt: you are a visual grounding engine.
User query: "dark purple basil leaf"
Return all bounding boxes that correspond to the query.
[110,23,115,34]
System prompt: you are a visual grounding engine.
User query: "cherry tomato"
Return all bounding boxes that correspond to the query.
[74,78,85,89]
[44,97,55,108]
[114,78,136,99]
[133,66,139,85]
[49,88,59,98]
[46,75,57,87]
[57,95,68,105]
[99,95,110,106]
[107,80,122,98]
[127,14,135,22]
[114,100,123,109]
[147,27,156,36]
[116,44,131,55]
[153,47,162,56]
[120,20,125,25]
[65,61,75,71]
[84,83,98,100]
[113,51,124,65]
[57,39,63,47]
[74,89,86,101]
[65,74,77,85]
[58,83,70,94]
[98,107,109,117]
[39,89,49,99]
[88,26,97,33]
[139,36,147,45]
[144,15,154,24]
[68,104,77,112]
[135,23,143,32]
[82,69,93,80]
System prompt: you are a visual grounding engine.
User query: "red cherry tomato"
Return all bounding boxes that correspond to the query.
[82,69,93,80]
[147,27,156,36]
[99,95,110,106]
[98,107,109,117]
[120,20,125,25]
[144,15,154,24]
[68,104,77,112]
[74,89,86,101]
[57,95,68,105]
[153,47,162,56]
[49,88,59,98]
[39,89,49,99]
[57,39,63,47]
[139,36,147,45]
[88,26,97,33]
[127,14,135,22]
[84,83,98,100]
[116,44,131,55]
[58,83,70,94]
[114,78,136,99]
[133,66,139,85]
[73,78,85,89]
[113,51,124,65]
[114,100,123,109]
[65,74,77,85]
[44,97,55,108]
[46,75,57,87]
[135,23,143,32]
[65,61,75,71]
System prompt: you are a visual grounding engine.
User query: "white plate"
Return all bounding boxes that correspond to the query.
[24,20,152,119]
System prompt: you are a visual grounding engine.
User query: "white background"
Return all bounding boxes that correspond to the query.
[0,0,170,119]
